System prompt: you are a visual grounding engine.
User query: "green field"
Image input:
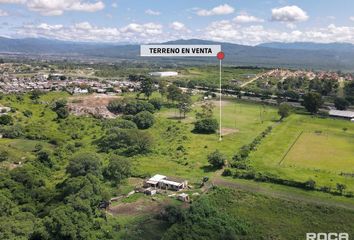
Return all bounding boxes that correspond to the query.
[170,187,354,240]
[1,91,353,239]
[132,97,278,182]
[283,131,354,172]
[250,114,354,192]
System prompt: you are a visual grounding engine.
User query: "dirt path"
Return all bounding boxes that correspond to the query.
[240,76,260,88]
[212,177,354,211]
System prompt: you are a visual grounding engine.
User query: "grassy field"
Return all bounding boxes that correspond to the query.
[202,188,354,240]
[250,113,354,192]
[132,97,278,183]
[283,131,354,172]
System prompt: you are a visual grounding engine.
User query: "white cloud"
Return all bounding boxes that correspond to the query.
[111,2,117,8]
[0,0,105,16]
[203,20,354,45]
[145,9,160,16]
[350,16,354,21]
[196,4,234,16]
[0,0,24,3]
[233,14,264,23]
[271,5,309,22]
[0,9,8,16]
[170,21,189,32]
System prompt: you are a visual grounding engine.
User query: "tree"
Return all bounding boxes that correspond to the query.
[334,97,349,110]
[133,111,155,129]
[177,93,192,118]
[96,128,153,155]
[207,150,226,169]
[104,156,131,184]
[194,118,218,134]
[29,89,43,101]
[302,92,323,114]
[305,179,316,190]
[66,152,102,177]
[278,102,292,120]
[158,81,168,97]
[149,98,163,110]
[51,99,69,119]
[0,115,13,125]
[0,150,9,162]
[36,150,53,168]
[105,119,137,129]
[167,85,182,103]
[140,77,154,99]
[336,183,346,194]
[196,101,215,119]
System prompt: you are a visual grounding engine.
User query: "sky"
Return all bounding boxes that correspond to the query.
[0,0,354,45]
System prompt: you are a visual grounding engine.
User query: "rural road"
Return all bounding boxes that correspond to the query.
[212,177,354,212]
[240,76,260,87]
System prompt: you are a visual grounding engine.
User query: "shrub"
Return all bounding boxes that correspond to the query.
[0,115,13,125]
[148,98,163,110]
[193,118,218,134]
[133,111,155,129]
[207,150,226,169]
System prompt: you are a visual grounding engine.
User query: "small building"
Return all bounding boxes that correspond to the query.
[177,193,190,202]
[329,110,354,120]
[145,174,188,191]
[149,72,178,77]
[144,188,157,196]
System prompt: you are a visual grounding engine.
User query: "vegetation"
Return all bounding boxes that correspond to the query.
[207,150,226,169]
[193,118,218,134]
[278,102,292,120]
[302,92,323,114]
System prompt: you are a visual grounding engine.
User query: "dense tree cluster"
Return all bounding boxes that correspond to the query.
[162,189,248,240]
[96,128,153,155]
[107,99,155,115]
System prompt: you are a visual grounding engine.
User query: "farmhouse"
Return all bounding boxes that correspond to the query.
[149,71,178,77]
[329,110,354,121]
[145,174,188,191]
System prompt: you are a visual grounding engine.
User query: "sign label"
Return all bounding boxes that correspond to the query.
[140,45,221,57]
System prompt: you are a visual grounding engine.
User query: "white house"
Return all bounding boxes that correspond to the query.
[149,72,178,77]
[145,174,188,191]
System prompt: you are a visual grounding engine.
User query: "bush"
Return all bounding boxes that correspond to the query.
[148,98,163,110]
[108,99,155,115]
[334,97,349,110]
[0,150,9,162]
[207,150,226,169]
[133,111,155,129]
[193,118,218,134]
[222,168,232,176]
[66,152,102,177]
[0,115,13,125]
[104,119,137,129]
[104,156,131,184]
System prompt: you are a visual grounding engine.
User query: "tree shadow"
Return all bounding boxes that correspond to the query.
[167,116,185,120]
[200,165,219,173]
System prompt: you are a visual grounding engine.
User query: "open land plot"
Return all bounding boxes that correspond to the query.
[68,93,121,118]
[133,98,278,183]
[283,131,354,172]
[249,113,354,192]
[198,188,354,239]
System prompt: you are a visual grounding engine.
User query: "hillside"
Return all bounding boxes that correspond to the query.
[1,37,354,70]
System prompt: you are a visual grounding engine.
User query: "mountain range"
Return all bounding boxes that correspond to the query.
[1,37,354,71]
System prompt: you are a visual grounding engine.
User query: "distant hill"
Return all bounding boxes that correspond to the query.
[258,42,354,52]
[1,37,354,71]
